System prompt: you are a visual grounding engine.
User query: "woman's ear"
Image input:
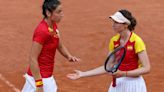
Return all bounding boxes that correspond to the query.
[124,24,129,29]
[46,10,51,17]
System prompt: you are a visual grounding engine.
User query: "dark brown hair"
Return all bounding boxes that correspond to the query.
[119,9,137,31]
[42,0,61,18]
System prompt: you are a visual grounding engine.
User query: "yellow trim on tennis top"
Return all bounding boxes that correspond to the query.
[109,32,146,53]
[109,34,120,52]
[129,33,146,53]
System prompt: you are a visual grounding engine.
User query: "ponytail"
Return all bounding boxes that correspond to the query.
[119,9,137,31]
[42,0,61,18]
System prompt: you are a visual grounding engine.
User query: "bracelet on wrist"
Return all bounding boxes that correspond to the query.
[126,71,128,77]
[122,71,127,77]
[35,79,43,87]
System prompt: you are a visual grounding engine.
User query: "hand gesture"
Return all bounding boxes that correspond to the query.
[67,70,82,80]
[68,56,80,62]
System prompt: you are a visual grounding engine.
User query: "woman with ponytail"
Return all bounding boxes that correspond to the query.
[22,0,80,92]
[67,9,150,92]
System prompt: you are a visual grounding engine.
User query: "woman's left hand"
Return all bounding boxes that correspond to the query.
[112,70,126,78]
[68,56,80,62]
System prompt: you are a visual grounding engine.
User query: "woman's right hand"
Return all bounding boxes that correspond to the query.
[67,70,83,80]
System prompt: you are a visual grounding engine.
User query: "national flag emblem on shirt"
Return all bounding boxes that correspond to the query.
[127,45,133,50]
[48,27,59,38]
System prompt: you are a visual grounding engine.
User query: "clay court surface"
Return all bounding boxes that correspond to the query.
[0,0,164,92]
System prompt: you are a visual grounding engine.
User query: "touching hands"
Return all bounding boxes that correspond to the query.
[67,70,83,80]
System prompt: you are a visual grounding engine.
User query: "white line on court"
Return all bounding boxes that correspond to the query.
[0,73,21,92]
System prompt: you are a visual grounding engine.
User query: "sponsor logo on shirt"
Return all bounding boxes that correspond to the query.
[114,44,119,48]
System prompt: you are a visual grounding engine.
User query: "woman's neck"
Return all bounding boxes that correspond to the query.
[44,18,53,28]
[120,29,131,46]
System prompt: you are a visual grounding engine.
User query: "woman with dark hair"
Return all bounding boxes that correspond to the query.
[67,9,150,92]
[22,0,80,92]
